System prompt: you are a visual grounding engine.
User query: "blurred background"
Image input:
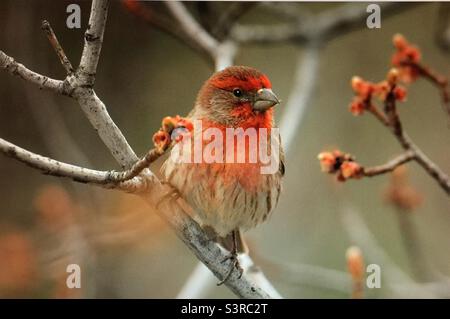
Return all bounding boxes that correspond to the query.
[0,1,449,298]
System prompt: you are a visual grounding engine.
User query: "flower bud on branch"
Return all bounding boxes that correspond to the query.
[153,115,193,152]
[318,150,363,182]
[321,34,450,195]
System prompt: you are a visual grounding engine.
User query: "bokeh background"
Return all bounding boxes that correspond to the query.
[0,1,449,298]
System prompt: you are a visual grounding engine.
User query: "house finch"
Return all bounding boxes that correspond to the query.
[162,66,284,284]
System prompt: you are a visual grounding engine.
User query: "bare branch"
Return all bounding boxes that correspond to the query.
[165,1,219,60]
[214,41,237,71]
[0,137,115,185]
[382,87,450,194]
[122,1,207,58]
[363,151,416,177]
[260,2,312,22]
[232,23,304,45]
[72,90,139,168]
[315,3,406,42]
[0,50,64,93]
[107,146,164,183]
[232,3,408,44]
[211,2,255,40]
[41,20,74,74]
[77,0,109,87]
[406,135,450,195]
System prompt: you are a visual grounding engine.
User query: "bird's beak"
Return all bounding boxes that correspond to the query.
[253,88,280,111]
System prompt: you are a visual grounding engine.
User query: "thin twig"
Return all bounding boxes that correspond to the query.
[406,136,450,195]
[363,151,416,177]
[368,103,390,127]
[109,147,165,182]
[41,20,74,74]
[164,1,219,61]
[232,3,408,44]
[383,86,450,194]
[260,2,312,22]
[122,0,208,59]
[360,83,450,194]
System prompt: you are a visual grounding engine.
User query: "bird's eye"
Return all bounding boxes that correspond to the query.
[232,88,243,97]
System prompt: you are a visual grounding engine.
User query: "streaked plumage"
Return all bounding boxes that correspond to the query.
[162,66,284,247]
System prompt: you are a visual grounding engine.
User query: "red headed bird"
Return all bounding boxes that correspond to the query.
[162,66,284,284]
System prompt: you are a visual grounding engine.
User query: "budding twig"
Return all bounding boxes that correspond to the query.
[363,151,416,177]
[41,20,74,75]
[329,36,450,195]
[382,85,450,194]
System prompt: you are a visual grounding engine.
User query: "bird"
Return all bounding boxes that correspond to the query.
[161,66,284,284]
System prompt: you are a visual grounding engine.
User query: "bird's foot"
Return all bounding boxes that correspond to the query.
[217,252,243,286]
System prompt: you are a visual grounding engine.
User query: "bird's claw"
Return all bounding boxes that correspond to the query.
[217,253,243,286]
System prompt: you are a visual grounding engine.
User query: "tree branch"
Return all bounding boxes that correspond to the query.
[122,0,210,60]
[260,2,312,22]
[41,20,74,75]
[363,151,416,177]
[77,0,109,87]
[382,86,450,194]
[0,138,117,186]
[164,1,219,62]
[0,50,64,93]
[71,90,139,168]
[406,135,450,194]
[232,3,408,44]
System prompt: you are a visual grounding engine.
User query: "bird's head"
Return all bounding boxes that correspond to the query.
[195,66,279,128]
